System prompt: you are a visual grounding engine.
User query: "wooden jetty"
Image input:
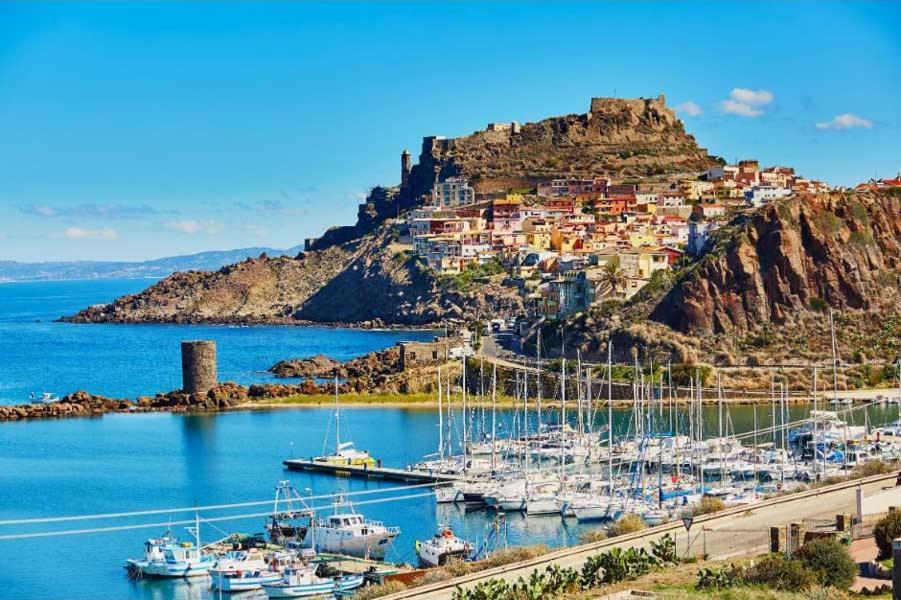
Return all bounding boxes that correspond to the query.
[282,458,468,483]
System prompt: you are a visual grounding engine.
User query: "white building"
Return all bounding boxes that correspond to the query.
[432,177,475,208]
[745,185,791,207]
[687,222,718,256]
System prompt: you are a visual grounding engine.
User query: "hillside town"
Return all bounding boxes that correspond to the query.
[389,156,832,320]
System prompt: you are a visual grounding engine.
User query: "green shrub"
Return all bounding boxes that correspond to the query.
[696,564,741,589]
[744,554,815,591]
[796,537,857,589]
[809,297,829,313]
[873,511,901,560]
[650,534,678,566]
[586,546,656,585]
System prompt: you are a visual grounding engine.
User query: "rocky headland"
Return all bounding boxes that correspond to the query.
[537,189,901,371]
[63,224,522,327]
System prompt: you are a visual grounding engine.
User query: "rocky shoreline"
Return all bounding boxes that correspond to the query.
[1,347,455,422]
[0,380,354,422]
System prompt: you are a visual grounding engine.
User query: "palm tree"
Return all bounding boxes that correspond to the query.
[600,262,628,297]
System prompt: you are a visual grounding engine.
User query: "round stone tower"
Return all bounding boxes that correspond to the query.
[181,340,217,395]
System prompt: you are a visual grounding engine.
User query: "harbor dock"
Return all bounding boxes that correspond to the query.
[283,458,468,483]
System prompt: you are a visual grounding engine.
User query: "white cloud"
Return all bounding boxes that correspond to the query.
[729,88,774,106]
[717,88,774,117]
[816,113,873,130]
[64,226,119,240]
[165,220,222,235]
[675,101,703,117]
[718,100,764,117]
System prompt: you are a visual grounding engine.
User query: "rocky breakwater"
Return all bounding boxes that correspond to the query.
[270,345,459,394]
[0,380,359,422]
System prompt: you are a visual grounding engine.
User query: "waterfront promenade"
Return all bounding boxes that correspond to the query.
[384,473,898,599]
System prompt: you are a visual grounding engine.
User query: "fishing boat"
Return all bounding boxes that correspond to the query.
[211,551,291,592]
[313,377,377,467]
[301,495,399,560]
[416,526,473,567]
[124,520,215,578]
[262,564,365,598]
[266,481,314,544]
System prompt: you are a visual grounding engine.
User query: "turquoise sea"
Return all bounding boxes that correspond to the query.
[0,279,436,403]
[1,280,898,600]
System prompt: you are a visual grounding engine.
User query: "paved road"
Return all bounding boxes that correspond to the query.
[385,475,897,599]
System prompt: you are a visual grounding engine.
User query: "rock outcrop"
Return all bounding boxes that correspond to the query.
[63,226,523,326]
[347,96,719,237]
[534,190,901,368]
[650,190,901,335]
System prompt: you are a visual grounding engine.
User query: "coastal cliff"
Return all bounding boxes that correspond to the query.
[545,189,901,367]
[63,225,523,326]
[650,190,901,334]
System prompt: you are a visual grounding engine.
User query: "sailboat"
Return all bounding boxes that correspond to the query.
[313,377,376,467]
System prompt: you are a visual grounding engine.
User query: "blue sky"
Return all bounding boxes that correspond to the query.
[0,1,898,262]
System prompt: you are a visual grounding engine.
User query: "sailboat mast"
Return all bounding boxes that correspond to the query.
[537,333,542,450]
[438,367,444,461]
[561,337,566,434]
[607,341,613,499]
[491,363,497,471]
[462,350,468,462]
[334,375,340,454]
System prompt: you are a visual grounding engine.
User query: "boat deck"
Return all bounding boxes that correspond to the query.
[283,459,468,483]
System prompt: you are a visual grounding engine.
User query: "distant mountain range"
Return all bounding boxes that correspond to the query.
[0,245,304,282]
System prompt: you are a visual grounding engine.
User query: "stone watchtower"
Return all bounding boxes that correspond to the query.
[181,340,217,395]
[401,149,412,187]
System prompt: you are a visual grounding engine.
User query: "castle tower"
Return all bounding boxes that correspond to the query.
[401,149,412,187]
[181,340,217,395]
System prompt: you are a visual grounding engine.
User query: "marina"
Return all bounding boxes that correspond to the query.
[3,349,901,599]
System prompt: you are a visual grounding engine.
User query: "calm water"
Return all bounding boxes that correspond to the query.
[2,280,899,600]
[0,279,436,403]
[3,402,900,600]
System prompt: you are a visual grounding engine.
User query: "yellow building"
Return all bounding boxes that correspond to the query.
[628,232,657,248]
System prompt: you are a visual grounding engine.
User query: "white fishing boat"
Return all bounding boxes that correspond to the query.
[124,520,215,578]
[416,526,473,567]
[262,564,365,598]
[210,549,304,592]
[301,496,399,560]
